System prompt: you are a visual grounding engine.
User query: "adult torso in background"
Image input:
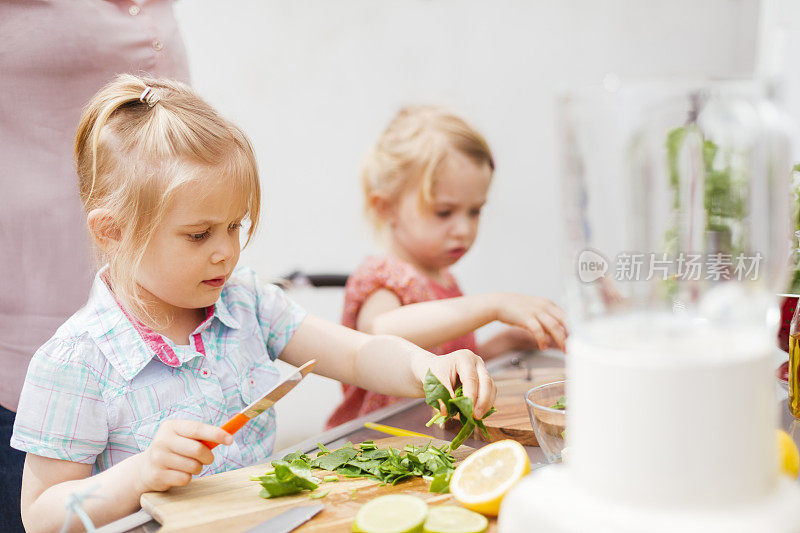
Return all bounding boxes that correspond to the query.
[0,0,190,411]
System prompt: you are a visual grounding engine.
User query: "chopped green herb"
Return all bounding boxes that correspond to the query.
[552,395,566,410]
[429,467,453,493]
[336,464,364,477]
[281,451,311,464]
[253,437,461,498]
[310,446,359,471]
[253,459,319,499]
[325,441,454,491]
[309,489,330,499]
[249,470,273,480]
[316,442,331,456]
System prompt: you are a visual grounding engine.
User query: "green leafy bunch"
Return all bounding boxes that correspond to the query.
[251,371,497,499]
[254,440,457,498]
[423,370,497,451]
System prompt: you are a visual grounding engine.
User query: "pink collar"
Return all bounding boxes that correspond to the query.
[101,273,212,367]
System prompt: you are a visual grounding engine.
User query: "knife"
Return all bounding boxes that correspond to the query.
[243,504,324,533]
[200,359,316,449]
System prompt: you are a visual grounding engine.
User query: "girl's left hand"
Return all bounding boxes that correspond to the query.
[421,349,497,419]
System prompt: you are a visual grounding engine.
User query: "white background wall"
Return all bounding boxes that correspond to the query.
[174,0,759,448]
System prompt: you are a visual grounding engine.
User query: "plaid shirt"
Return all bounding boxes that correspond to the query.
[11,266,306,476]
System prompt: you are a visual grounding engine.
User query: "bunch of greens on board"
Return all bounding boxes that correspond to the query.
[254,440,458,497]
[423,370,497,451]
[251,372,495,498]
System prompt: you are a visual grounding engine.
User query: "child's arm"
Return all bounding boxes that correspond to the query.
[20,420,232,533]
[279,315,496,418]
[356,289,568,353]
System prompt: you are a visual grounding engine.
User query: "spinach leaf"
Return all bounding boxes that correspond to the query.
[258,481,304,499]
[551,395,566,410]
[336,464,364,477]
[274,460,318,490]
[316,442,331,456]
[254,459,319,498]
[474,406,498,439]
[423,372,497,450]
[311,447,359,471]
[359,448,389,461]
[429,467,453,493]
[449,395,475,420]
[449,418,476,451]
[281,450,311,465]
[423,370,451,411]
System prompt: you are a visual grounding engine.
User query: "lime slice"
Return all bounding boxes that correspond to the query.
[352,495,428,533]
[423,506,488,533]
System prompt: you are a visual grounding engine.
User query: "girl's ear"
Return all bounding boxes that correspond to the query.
[87,208,122,253]
[368,192,396,226]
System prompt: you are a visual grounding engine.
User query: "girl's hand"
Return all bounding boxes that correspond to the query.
[493,294,568,352]
[424,349,497,419]
[134,420,232,493]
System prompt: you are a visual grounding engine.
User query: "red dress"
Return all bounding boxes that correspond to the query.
[325,256,478,428]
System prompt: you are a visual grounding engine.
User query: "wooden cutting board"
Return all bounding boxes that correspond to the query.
[140,437,497,532]
[445,367,565,446]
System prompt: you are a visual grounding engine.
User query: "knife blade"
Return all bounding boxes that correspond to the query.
[200,359,316,449]
[243,504,323,533]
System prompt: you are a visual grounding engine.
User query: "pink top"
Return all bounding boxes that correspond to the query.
[0,1,190,411]
[325,255,477,428]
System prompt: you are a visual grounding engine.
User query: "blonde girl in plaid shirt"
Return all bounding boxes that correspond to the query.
[10,75,497,532]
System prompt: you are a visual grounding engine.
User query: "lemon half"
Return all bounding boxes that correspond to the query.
[449,439,530,516]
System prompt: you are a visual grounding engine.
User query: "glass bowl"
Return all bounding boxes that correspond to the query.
[526,380,567,463]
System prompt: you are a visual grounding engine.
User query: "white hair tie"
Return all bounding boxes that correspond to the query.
[139,86,160,108]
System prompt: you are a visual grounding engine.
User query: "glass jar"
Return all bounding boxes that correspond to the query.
[560,80,796,505]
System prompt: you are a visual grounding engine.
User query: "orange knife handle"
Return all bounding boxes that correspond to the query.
[200,413,250,450]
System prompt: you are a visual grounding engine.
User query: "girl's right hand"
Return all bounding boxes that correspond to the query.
[493,293,569,352]
[134,419,233,493]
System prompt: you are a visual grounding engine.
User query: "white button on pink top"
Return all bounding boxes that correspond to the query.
[129,5,140,16]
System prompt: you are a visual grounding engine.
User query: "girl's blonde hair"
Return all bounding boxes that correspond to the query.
[74,74,260,326]
[361,106,494,231]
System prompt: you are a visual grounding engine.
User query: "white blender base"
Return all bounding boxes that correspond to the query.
[498,465,800,533]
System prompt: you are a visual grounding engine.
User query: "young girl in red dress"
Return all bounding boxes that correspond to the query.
[326,107,568,428]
